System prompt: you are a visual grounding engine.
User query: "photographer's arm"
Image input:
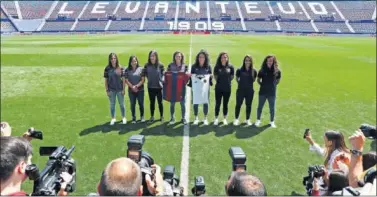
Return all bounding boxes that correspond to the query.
[22,128,33,141]
[146,164,164,196]
[348,130,365,188]
[305,132,325,156]
[58,172,73,196]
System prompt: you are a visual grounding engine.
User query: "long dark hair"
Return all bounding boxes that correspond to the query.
[193,50,210,67]
[108,52,119,68]
[241,55,255,79]
[172,51,184,65]
[261,55,278,72]
[148,50,159,65]
[215,52,229,68]
[128,55,139,70]
[324,130,350,167]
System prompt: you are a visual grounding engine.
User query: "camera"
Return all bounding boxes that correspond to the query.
[26,146,76,196]
[229,147,247,171]
[163,165,183,196]
[191,176,205,196]
[28,128,43,140]
[302,165,325,195]
[359,124,376,139]
[127,135,155,196]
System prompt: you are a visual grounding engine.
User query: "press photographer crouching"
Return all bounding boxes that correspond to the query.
[0,136,74,196]
[225,147,267,196]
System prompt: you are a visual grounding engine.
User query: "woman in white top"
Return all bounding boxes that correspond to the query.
[305,130,351,175]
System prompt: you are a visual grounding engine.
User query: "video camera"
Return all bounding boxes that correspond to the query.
[127,135,155,196]
[229,147,247,171]
[28,128,43,140]
[302,165,325,196]
[191,176,205,196]
[163,165,183,196]
[359,124,376,139]
[26,146,76,196]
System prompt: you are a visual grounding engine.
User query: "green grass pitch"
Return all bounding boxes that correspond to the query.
[1,34,376,195]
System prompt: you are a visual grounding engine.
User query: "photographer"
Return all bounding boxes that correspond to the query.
[312,169,349,196]
[305,130,351,175]
[0,136,71,196]
[225,171,267,196]
[97,157,164,196]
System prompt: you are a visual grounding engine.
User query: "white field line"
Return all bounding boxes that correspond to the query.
[179,33,193,195]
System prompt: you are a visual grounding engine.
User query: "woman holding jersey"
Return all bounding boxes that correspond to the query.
[104,53,127,125]
[144,50,165,123]
[191,50,212,125]
[125,55,145,124]
[167,51,189,125]
[213,52,234,125]
[234,55,258,126]
[255,55,281,128]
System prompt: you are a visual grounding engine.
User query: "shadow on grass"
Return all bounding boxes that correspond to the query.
[79,121,146,136]
[291,191,306,196]
[139,122,184,137]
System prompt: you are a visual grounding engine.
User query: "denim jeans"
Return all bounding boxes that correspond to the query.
[256,95,276,122]
[129,90,144,120]
[170,99,185,120]
[108,91,125,118]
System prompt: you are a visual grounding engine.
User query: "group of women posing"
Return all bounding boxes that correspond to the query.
[104,50,282,128]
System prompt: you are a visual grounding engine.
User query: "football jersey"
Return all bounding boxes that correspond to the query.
[192,74,211,104]
[163,72,189,102]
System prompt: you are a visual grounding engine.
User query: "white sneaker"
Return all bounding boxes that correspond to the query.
[214,118,219,125]
[233,119,239,126]
[140,117,145,123]
[246,119,252,126]
[223,119,228,125]
[270,122,277,128]
[203,118,209,125]
[110,118,116,125]
[169,119,175,125]
[122,118,127,124]
[255,120,261,127]
[193,117,199,125]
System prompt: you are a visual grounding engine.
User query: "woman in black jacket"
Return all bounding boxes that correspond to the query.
[234,55,257,126]
[213,52,234,126]
[255,55,281,128]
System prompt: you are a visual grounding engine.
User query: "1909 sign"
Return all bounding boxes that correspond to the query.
[167,21,224,30]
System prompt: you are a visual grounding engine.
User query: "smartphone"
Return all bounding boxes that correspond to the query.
[303,128,310,139]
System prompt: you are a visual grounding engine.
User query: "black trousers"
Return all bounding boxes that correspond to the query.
[235,89,254,120]
[215,90,231,117]
[148,88,163,117]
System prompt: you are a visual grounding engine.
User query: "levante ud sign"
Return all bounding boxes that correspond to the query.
[55,1,377,30]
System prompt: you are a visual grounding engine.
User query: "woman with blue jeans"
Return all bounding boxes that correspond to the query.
[125,55,145,124]
[104,53,126,125]
[167,51,189,125]
[255,55,282,128]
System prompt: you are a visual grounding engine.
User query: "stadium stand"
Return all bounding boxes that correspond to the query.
[209,1,240,20]
[315,21,352,33]
[1,1,18,18]
[0,1,376,34]
[108,20,141,31]
[48,1,88,19]
[116,1,147,19]
[41,21,75,32]
[145,1,177,20]
[335,1,376,21]
[280,21,315,32]
[75,20,108,31]
[270,1,309,21]
[350,22,377,33]
[239,1,272,20]
[80,1,119,19]
[244,21,278,31]
[1,21,15,32]
[18,1,52,19]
